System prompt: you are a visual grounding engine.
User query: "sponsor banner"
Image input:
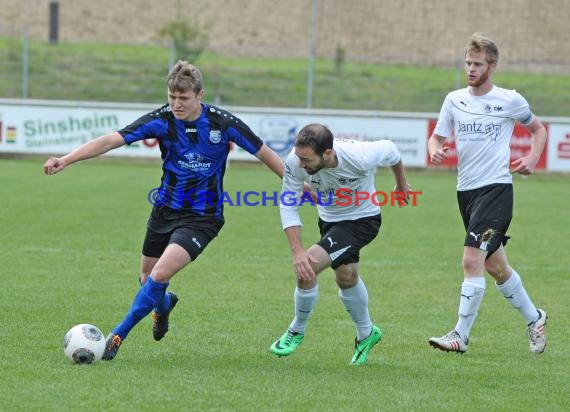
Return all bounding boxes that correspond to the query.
[426,119,548,169]
[236,112,428,166]
[547,124,570,171]
[3,100,568,172]
[0,103,160,157]
[0,100,428,166]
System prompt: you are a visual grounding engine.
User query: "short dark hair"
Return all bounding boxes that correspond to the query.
[294,123,333,156]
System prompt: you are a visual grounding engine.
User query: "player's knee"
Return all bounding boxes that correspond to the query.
[462,255,484,275]
[485,262,511,281]
[149,268,173,283]
[298,278,317,289]
[334,268,357,289]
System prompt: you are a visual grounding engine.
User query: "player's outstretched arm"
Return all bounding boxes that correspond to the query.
[255,144,284,179]
[43,132,126,175]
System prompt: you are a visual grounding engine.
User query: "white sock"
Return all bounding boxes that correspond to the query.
[495,269,538,324]
[338,277,372,341]
[288,285,318,334]
[454,277,486,341]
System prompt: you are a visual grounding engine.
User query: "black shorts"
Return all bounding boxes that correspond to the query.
[142,206,224,261]
[317,214,381,269]
[457,183,512,256]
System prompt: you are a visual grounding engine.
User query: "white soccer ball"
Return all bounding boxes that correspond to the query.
[63,324,106,364]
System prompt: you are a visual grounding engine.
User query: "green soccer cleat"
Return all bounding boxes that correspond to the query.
[270,329,305,357]
[350,325,383,365]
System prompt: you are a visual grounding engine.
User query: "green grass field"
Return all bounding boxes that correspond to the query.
[1,157,568,411]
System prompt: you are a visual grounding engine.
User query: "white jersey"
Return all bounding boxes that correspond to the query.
[434,86,535,191]
[280,138,401,229]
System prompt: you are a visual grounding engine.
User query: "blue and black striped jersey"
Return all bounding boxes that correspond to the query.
[119,103,263,219]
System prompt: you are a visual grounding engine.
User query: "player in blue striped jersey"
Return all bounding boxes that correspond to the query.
[44,61,284,360]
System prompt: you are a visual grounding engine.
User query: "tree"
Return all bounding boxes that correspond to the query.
[157,19,207,63]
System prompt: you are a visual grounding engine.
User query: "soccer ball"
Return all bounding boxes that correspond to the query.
[63,324,106,364]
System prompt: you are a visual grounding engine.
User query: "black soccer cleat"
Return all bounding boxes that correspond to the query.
[151,292,179,341]
[102,333,122,361]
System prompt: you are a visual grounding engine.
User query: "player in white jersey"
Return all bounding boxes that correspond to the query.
[269,123,411,365]
[427,33,548,354]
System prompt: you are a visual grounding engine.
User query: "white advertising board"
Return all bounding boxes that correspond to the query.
[0,100,428,166]
[232,111,428,166]
[2,100,569,172]
[546,123,570,172]
[0,101,161,158]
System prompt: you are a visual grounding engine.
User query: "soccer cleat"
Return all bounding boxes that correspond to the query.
[428,330,468,353]
[102,333,122,361]
[151,292,179,341]
[270,329,305,357]
[528,308,548,354]
[350,325,383,365]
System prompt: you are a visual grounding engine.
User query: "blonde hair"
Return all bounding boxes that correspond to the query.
[167,60,203,94]
[465,33,499,65]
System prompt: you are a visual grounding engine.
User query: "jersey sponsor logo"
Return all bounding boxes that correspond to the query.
[337,177,357,184]
[458,121,484,134]
[485,124,501,141]
[482,103,504,112]
[177,152,212,171]
[457,121,501,142]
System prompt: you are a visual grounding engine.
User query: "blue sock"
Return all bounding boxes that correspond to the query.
[155,291,172,314]
[141,276,171,314]
[113,277,168,340]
